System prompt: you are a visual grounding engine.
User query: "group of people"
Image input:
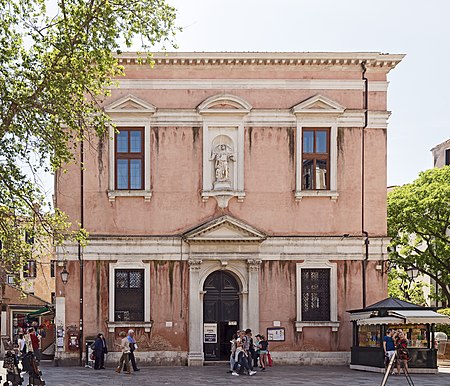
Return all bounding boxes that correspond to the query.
[230,328,270,377]
[383,328,410,375]
[114,329,140,374]
[3,326,45,385]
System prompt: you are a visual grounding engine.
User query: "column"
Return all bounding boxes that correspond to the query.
[247,259,261,335]
[187,259,203,366]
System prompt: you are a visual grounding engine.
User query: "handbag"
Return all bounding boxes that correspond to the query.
[267,352,273,367]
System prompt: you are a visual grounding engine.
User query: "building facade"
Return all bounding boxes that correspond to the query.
[431,138,450,168]
[55,52,403,365]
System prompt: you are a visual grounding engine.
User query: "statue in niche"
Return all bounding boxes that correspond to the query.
[210,144,235,186]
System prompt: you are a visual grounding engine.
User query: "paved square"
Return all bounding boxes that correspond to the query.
[1,361,450,385]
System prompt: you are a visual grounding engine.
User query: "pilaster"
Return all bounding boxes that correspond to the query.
[187,259,203,366]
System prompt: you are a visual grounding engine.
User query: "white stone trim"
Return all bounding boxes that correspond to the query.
[116,52,404,69]
[107,261,151,332]
[116,79,389,92]
[107,121,151,201]
[295,261,339,332]
[188,260,257,366]
[295,121,339,200]
[56,236,390,262]
[143,109,389,128]
[271,351,350,365]
[200,96,248,207]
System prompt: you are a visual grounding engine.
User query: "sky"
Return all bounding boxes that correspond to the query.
[163,0,450,187]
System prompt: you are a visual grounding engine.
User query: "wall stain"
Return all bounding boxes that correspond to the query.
[288,128,295,162]
[337,127,345,156]
[97,133,105,190]
[96,260,101,320]
[192,127,200,143]
[248,127,253,151]
[153,127,159,154]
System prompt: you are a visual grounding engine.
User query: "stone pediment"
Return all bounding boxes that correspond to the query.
[183,215,266,243]
[105,94,156,116]
[292,94,345,115]
[197,94,252,116]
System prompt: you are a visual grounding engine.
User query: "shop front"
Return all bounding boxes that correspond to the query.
[348,298,450,373]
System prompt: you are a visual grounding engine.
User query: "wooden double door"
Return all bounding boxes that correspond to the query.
[203,271,240,360]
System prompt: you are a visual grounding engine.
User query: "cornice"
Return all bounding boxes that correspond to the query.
[116,52,404,71]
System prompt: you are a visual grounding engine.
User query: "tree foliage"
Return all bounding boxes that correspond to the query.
[0,0,178,281]
[387,267,429,306]
[388,166,450,305]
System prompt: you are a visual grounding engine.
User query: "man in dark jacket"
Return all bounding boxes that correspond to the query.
[93,333,108,370]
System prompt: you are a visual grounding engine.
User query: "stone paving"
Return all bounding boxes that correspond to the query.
[1,361,450,386]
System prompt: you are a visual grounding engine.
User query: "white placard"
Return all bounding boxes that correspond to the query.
[273,320,281,327]
[203,323,217,343]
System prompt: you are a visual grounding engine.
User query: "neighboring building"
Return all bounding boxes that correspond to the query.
[431,138,450,168]
[431,138,450,307]
[0,233,56,356]
[55,52,403,365]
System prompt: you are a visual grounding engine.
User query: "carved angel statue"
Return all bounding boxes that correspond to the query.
[210,144,235,182]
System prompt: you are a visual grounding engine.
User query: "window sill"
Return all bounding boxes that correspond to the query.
[108,190,152,202]
[107,321,153,333]
[295,190,339,202]
[295,321,340,332]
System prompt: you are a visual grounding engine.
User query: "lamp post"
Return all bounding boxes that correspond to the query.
[60,262,69,285]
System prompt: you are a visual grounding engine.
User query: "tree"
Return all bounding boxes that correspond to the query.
[387,267,429,306]
[388,166,450,305]
[0,0,178,281]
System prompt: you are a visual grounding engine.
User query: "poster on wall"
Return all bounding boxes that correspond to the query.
[267,327,285,341]
[203,323,217,343]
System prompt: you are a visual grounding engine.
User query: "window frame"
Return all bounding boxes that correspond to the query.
[107,261,151,332]
[300,268,331,321]
[107,120,152,202]
[295,261,339,332]
[114,127,145,191]
[114,268,145,322]
[301,128,330,191]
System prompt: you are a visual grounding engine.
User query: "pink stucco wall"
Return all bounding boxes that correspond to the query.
[55,54,397,358]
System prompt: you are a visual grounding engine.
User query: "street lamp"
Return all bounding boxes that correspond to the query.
[60,261,69,285]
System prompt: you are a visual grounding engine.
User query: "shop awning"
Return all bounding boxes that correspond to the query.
[389,310,450,325]
[356,316,405,325]
[26,306,53,317]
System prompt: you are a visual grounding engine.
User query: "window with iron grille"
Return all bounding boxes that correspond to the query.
[302,128,330,190]
[301,269,330,321]
[114,269,144,321]
[115,128,144,190]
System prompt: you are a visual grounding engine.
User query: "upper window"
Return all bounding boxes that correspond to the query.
[23,260,37,278]
[301,268,330,321]
[302,128,330,190]
[115,128,144,190]
[114,269,144,322]
[446,149,450,166]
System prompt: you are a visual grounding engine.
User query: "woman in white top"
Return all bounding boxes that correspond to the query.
[115,331,131,374]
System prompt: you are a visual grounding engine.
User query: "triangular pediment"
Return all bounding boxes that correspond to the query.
[197,94,252,116]
[183,215,266,243]
[292,94,345,115]
[105,94,156,115]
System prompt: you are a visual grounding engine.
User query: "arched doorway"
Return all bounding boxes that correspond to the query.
[203,270,240,360]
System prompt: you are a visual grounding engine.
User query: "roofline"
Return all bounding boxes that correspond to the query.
[116,52,405,71]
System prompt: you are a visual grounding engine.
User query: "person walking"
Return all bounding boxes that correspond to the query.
[28,328,41,365]
[93,333,108,370]
[126,329,140,371]
[115,331,131,374]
